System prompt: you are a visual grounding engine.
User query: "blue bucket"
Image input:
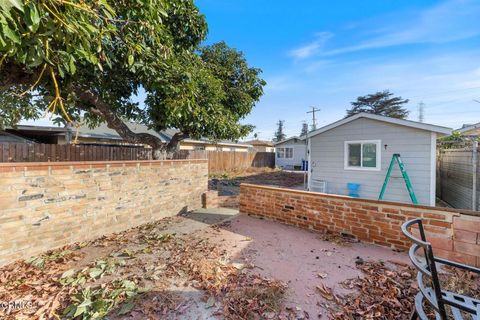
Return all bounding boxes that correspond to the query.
[347,183,360,198]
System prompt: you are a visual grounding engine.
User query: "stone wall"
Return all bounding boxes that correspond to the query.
[0,160,208,266]
[240,184,480,267]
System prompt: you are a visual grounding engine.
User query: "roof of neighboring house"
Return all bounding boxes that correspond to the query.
[244,139,274,147]
[458,122,480,135]
[75,122,166,142]
[273,136,306,146]
[306,112,452,138]
[158,128,252,148]
[0,131,34,143]
[6,124,68,135]
[75,122,252,147]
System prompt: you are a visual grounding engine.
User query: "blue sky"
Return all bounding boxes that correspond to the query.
[197,0,480,140]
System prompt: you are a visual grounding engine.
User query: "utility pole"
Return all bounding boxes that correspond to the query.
[307,106,321,131]
[418,101,425,123]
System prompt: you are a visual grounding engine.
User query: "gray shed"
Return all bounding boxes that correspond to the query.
[306,113,452,206]
[274,137,307,170]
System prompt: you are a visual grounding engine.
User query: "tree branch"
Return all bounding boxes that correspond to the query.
[166,132,189,152]
[74,86,168,156]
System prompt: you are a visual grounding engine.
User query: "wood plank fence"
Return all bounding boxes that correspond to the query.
[437,141,479,211]
[173,150,275,172]
[0,143,275,172]
[0,143,152,162]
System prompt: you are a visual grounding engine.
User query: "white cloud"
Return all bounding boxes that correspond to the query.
[289,0,480,58]
[288,32,333,60]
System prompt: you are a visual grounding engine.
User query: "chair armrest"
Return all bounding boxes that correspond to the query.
[434,257,480,274]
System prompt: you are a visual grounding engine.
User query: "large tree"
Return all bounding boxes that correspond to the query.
[273,120,286,142]
[346,90,409,119]
[300,121,308,136]
[0,0,265,158]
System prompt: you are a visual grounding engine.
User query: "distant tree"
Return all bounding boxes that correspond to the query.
[274,120,286,142]
[300,122,308,136]
[346,90,409,119]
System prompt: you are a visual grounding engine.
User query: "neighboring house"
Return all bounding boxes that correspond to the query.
[274,137,307,170]
[72,122,164,146]
[457,123,480,137]
[2,122,252,151]
[4,125,69,144]
[160,128,252,152]
[306,113,451,206]
[243,139,275,152]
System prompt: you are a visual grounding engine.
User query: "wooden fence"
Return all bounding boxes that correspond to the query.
[173,150,275,172]
[0,143,275,172]
[437,142,479,210]
[0,143,152,162]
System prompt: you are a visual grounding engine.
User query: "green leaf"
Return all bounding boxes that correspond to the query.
[0,0,23,12]
[27,3,40,32]
[121,280,136,290]
[2,23,20,44]
[128,54,134,66]
[26,256,45,269]
[117,302,135,315]
[205,296,215,309]
[69,57,76,74]
[89,267,103,279]
[73,305,87,317]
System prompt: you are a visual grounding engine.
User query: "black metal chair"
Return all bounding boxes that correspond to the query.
[402,219,480,320]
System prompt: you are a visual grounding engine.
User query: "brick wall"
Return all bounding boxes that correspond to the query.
[202,190,239,208]
[240,184,480,267]
[0,160,208,266]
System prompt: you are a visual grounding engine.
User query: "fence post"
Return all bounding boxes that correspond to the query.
[473,140,478,211]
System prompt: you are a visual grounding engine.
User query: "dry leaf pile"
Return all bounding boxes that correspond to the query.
[323,260,480,320]
[0,216,289,320]
[329,261,417,319]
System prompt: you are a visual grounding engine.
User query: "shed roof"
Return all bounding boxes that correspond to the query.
[306,113,452,138]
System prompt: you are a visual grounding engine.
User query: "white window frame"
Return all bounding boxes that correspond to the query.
[344,140,381,171]
[276,147,294,159]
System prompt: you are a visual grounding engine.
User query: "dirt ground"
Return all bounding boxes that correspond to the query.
[1,209,479,319]
[209,168,305,195]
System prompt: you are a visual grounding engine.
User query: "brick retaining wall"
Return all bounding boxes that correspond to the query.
[202,190,239,208]
[240,184,480,267]
[0,160,208,266]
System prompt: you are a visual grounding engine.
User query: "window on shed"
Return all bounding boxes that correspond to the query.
[277,147,293,159]
[277,148,285,158]
[285,148,293,158]
[344,140,380,170]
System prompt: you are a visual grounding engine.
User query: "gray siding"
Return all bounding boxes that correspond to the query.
[275,140,306,169]
[309,118,434,205]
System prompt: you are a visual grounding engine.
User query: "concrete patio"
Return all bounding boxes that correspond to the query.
[0,207,412,319]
